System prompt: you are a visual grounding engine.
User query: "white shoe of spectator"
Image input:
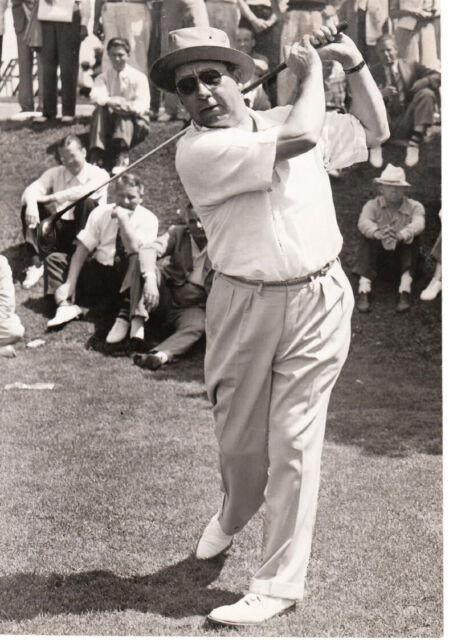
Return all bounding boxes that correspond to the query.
[0,345,17,358]
[22,265,44,289]
[369,146,383,168]
[106,317,130,343]
[130,316,145,340]
[405,144,420,167]
[32,115,50,124]
[61,115,75,124]
[420,278,442,301]
[111,152,130,175]
[47,303,82,328]
[208,593,296,626]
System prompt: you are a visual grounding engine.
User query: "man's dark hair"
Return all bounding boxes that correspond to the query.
[107,37,131,54]
[376,34,398,49]
[58,134,84,152]
[116,173,144,192]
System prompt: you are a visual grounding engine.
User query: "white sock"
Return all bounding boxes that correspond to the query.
[130,316,145,340]
[154,350,169,364]
[359,277,372,294]
[399,270,412,293]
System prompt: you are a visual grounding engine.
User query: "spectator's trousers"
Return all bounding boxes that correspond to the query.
[277,9,322,105]
[396,21,439,70]
[44,253,124,300]
[89,106,149,155]
[206,1,240,46]
[0,315,25,347]
[389,88,437,140]
[41,12,82,117]
[352,236,421,281]
[205,261,353,599]
[101,2,151,74]
[161,0,209,116]
[12,4,44,112]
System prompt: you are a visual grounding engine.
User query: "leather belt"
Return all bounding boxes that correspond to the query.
[223,261,334,287]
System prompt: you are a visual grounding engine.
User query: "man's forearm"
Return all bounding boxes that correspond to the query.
[66,242,89,290]
[347,66,390,148]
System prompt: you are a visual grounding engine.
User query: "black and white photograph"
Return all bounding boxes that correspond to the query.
[0,0,442,635]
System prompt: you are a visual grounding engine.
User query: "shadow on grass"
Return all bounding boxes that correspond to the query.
[0,554,240,623]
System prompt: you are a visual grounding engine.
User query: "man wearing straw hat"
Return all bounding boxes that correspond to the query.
[353,163,425,313]
[150,23,389,625]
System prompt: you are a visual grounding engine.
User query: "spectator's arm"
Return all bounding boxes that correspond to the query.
[63,242,90,299]
[22,168,56,226]
[398,202,425,243]
[138,230,175,277]
[90,74,110,106]
[0,257,16,320]
[358,200,381,238]
[127,74,151,115]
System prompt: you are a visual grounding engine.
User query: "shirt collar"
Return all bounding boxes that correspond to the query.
[379,194,408,212]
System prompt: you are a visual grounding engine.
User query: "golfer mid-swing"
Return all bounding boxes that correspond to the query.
[150,24,389,626]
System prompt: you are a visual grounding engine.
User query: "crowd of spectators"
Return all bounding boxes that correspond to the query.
[0,0,441,358]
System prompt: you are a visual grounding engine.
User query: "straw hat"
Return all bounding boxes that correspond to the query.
[150,27,255,93]
[374,164,411,187]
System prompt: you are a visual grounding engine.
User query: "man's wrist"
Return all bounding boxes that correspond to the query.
[344,59,366,75]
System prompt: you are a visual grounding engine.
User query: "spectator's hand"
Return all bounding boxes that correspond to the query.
[107,96,128,111]
[111,205,131,221]
[55,282,73,305]
[396,228,413,243]
[381,85,398,99]
[250,15,270,32]
[25,207,40,228]
[410,78,429,94]
[143,274,159,310]
[80,25,88,41]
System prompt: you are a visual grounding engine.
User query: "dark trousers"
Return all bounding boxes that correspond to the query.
[353,235,421,282]
[21,198,96,267]
[148,0,162,113]
[389,88,437,141]
[44,252,125,302]
[40,12,82,117]
[89,105,149,162]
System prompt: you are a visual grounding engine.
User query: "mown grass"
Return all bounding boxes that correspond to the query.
[0,117,442,636]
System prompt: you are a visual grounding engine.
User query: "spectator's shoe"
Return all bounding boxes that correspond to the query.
[106,317,130,343]
[327,168,342,179]
[111,152,130,175]
[22,265,44,289]
[369,146,383,168]
[61,115,75,123]
[420,278,442,301]
[196,512,233,560]
[405,144,420,167]
[208,594,295,626]
[0,345,17,358]
[133,352,163,370]
[130,316,145,340]
[32,115,52,124]
[396,291,411,313]
[157,111,178,123]
[47,303,82,328]
[357,291,371,313]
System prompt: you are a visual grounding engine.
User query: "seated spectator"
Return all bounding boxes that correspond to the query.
[0,256,25,358]
[134,204,213,370]
[353,164,425,313]
[369,34,440,168]
[45,174,158,331]
[390,0,440,71]
[235,27,271,110]
[88,37,151,173]
[21,135,109,290]
[420,210,441,301]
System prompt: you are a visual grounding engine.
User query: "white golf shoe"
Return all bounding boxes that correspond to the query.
[106,317,130,343]
[22,265,44,289]
[208,593,296,626]
[196,512,233,560]
[369,146,383,168]
[420,278,442,301]
[47,304,82,328]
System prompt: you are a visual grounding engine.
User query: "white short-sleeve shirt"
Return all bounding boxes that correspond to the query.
[77,203,159,266]
[176,107,367,280]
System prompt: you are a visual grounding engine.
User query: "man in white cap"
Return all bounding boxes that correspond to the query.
[353,163,425,313]
[150,23,388,625]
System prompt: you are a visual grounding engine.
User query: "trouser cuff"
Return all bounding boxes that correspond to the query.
[249,578,303,601]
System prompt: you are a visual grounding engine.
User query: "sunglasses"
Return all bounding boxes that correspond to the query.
[176,69,224,96]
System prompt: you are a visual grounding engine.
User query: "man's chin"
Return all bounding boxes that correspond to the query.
[197,112,231,128]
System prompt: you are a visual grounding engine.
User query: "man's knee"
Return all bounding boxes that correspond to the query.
[411,87,436,107]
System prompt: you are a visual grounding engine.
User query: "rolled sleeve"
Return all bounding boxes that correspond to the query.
[358,200,380,238]
[402,201,425,241]
[320,111,368,172]
[90,75,109,106]
[176,126,278,207]
[76,206,102,252]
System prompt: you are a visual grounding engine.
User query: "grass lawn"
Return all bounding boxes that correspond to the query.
[0,116,442,636]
